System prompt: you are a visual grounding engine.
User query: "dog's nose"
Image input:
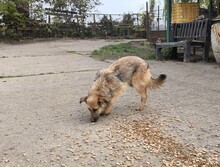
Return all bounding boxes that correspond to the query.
[90,116,99,122]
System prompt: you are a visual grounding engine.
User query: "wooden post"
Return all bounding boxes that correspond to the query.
[48,15,51,24]
[166,0,172,42]
[146,1,149,39]
[93,14,96,25]
[218,0,220,15]
[184,41,191,62]
[209,0,213,18]
[137,14,139,26]
[156,46,162,60]
[158,5,160,31]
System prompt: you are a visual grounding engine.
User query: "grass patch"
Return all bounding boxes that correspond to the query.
[67,51,77,54]
[67,50,89,56]
[0,56,8,58]
[91,41,156,61]
[0,72,56,79]
[0,75,23,79]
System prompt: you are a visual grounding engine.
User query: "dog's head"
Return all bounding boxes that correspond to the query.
[80,94,109,122]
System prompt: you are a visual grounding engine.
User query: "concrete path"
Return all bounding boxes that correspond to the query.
[0,39,220,167]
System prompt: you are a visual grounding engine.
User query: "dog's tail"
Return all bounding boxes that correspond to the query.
[149,74,166,89]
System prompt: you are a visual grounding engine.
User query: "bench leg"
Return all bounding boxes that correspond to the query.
[203,44,209,61]
[184,42,191,63]
[171,47,177,59]
[156,46,162,60]
[193,47,196,56]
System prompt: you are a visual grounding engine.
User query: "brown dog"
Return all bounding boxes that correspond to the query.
[80,56,166,122]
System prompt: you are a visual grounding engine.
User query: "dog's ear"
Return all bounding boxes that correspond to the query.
[80,96,88,104]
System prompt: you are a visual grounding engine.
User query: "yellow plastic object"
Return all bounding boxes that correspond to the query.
[172,3,199,23]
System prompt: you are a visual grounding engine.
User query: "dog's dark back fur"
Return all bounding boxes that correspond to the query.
[110,58,149,87]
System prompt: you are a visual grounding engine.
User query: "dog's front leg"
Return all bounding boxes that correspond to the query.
[99,102,112,116]
[103,97,117,115]
[104,103,113,115]
[104,85,126,115]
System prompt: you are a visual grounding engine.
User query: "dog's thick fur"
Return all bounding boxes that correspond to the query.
[80,56,166,122]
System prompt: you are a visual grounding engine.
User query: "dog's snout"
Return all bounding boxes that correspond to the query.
[90,116,99,122]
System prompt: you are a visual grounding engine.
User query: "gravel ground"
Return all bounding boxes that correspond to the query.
[0,39,220,167]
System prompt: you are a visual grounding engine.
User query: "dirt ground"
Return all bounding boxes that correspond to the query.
[0,39,220,167]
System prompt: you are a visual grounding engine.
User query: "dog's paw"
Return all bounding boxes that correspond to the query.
[104,112,110,116]
[135,108,140,111]
[136,106,144,111]
[100,112,110,116]
[99,113,105,116]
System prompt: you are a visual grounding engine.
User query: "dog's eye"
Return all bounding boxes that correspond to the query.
[98,101,102,106]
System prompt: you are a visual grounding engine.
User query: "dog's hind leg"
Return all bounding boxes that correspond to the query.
[132,71,149,111]
[131,78,147,111]
[135,86,147,111]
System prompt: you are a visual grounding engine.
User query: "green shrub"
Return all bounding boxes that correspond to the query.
[161,48,172,59]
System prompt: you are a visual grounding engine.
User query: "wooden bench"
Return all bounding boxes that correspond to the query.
[155,19,210,62]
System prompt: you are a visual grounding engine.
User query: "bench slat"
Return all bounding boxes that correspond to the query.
[183,23,187,37]
[199,21,203,35]
[193,21,197,37]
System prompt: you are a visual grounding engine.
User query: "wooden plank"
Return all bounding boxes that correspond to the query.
[192,21,197,37]
[183,23,187,37]
[189,22,194,37]
[196,21,200,37]
[172,23,177,39]
[186,23,191,37]
[203,19,208,37]
[189,22,193,37]
[156,41,187,47]
[198,21,204,37]
[179,23,184,37]
[182,23,185,37]
[183,41,191,62]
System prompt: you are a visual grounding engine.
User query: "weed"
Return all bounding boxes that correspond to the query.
[67,51,77,54]
[91,42,156,60]
[161,48,172,59]
[0,56,8,58]
[67,51,87,56]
